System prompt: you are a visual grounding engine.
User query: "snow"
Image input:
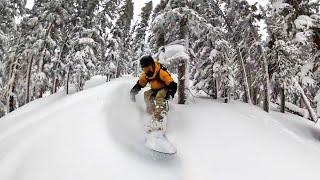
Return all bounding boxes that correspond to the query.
[272,0,292,12]
[78,38,95,45]
[1,77,320,179]
[157,43,189,65]
[315,91,320,118]
[108,62,116,70]
[300,62,315,86]
[274,101,309,118]
[26,0,34,9]
[295,15,315,30]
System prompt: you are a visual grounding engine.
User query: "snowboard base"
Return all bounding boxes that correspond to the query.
[145,131,177,154]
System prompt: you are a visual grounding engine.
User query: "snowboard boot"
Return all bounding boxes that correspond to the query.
[145,114,167,134]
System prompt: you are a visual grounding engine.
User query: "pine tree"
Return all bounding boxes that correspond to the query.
[64,0,104,92]
[0,0,25,115]
[95,0,121,78]
[191,0,234,102]
[150,0,217,104]
[107,0,134,78]
[265,0,318,121]
[131,1,153,76]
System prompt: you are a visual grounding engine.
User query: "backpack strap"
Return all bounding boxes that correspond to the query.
[155,64,169,83]
[160,64,168,71]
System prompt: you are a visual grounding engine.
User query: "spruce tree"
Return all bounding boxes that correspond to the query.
[132,1,153,76]
[107,0,134,78]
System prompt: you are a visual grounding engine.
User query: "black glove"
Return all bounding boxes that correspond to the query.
[165,81,177,100]
[130,81,143,102]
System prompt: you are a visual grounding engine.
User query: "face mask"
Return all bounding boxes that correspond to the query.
[146,71,153,77]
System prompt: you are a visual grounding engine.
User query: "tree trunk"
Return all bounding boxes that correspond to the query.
[213,79,218,99]
[295,80,318,122]
[66,66,71,95]
[38,88,43,98]
[26,54,34,103]
[156,32,165,48]
[252,87,258,105]
[238,48,252,104]
[38,23,53,98]
[223,88,228,103]
[9,92,15,112]
[7,58,18,112]
[177,14,189,105]
[52,40,67,94]
[178,59,186,104]
[115,60,121,78]
[248,22,271,112]
[280,87,285,113]
[53,78,59,93]
[8,66,17,113]
[262,54,271,112]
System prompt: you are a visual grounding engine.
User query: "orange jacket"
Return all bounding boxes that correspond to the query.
[138,62,173,90]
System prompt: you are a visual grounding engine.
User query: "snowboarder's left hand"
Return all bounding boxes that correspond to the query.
[130,82,143,103]
[130,94,136,102]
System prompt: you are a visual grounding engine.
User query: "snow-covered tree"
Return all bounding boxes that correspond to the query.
[107,0,134,78]
[150,0,219,104]
[64,0,104,92]
[131,1,153,76]
[265,0,318,121]
[0,0,26,114]
[190,0,235,102]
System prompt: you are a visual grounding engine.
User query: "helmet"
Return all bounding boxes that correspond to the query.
[140,55,155,68]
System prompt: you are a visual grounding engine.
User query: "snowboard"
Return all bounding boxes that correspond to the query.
[145,130,177,154]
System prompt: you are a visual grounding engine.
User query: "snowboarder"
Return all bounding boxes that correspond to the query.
[130,55,177,133]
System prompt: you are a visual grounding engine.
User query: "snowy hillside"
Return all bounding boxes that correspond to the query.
[1,77,320,180]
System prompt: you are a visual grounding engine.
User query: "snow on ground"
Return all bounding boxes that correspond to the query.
[1,76,320,180]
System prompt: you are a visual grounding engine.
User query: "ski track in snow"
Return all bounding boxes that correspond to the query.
[1,77,320,180]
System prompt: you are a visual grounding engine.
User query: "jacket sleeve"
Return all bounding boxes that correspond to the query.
[130,74,148,96]
[130,81,143,96]
[159,70,174,86]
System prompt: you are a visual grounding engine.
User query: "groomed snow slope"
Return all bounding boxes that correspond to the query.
[1,76,320,180]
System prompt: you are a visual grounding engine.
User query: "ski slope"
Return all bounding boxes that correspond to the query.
[1,76,320,180]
